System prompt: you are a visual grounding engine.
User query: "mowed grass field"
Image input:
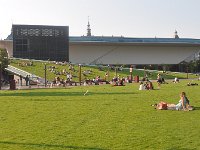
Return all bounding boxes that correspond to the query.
[0,80,200,150]
[10,59,197,82]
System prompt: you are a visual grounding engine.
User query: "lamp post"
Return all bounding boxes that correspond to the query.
[130,65,133,82]
[0,62,2,90]
[107,64,110,81]
[197,52,200,80]
[115,66,118,77]
[144,66,146,78]
[44,63,47,87]
[186,66,189,79]
[79,64,82,85]
[196,53,200,72]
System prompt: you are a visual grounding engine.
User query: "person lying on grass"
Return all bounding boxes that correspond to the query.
[152,92,193,111]
[187,82,198,86]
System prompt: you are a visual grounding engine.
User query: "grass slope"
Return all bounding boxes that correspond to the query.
[10,59,197,82]
[0,80,200,150]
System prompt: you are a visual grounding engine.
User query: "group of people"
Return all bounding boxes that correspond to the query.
[111,75,126,86]
[18,61,33,67]
[139,81,154,90]
[51,76,77,87]
[82,75,109,86]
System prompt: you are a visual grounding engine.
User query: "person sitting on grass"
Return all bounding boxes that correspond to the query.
[139,81,154,90]
[118,78,125,86]
[173,77,179,83]
[145,81,154,90]
[175,92,188,110]
[139,82,145,90]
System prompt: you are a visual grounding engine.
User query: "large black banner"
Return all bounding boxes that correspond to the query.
[13,24,69,61]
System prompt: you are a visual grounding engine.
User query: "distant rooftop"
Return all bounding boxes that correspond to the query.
[5,23,200,44]
[5,32,200,45]
[69,36,200,45]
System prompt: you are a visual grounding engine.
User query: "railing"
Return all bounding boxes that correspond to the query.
[4,65,44,83]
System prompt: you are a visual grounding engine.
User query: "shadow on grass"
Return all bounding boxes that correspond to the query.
[194,107,200,110]
[167,147,197,150]
[0,141,109,150]
[0,91,136,97]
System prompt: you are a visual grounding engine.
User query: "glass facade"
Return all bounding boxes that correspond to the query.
[13,24,69,61]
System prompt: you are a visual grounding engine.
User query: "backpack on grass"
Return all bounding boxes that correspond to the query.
[157,102,167,110]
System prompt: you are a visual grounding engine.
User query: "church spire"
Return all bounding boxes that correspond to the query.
[174,30,179,39]
[87,16,91,36]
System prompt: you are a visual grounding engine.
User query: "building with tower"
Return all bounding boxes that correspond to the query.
[1,22,200,65]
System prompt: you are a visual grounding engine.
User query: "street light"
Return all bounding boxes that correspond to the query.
[197,52,200,80]
[144,66,146,78]
[44,63,47,87]
[107,64,110,81]
[79,64,82,85]
[115,66,118,77]
[197,52,200,73]
[130,65,133,82]
[0,62,2,90]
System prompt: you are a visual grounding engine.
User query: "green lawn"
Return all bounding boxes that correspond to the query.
[0,80,200,150]
[10,59,197,82]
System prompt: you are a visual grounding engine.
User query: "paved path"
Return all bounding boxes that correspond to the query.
[1,78,199,90]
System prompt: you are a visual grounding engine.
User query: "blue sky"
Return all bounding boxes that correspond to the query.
[0,0,200,39]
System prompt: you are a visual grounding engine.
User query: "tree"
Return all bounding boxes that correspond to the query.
[0,48,9,68]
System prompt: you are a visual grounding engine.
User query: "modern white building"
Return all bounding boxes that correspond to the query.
[69,35,200,64]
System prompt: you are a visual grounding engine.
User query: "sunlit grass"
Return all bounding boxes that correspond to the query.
[0,80,200,150]
[10,59,197,82]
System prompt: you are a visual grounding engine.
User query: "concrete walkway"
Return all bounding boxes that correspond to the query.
[1,78,199,90]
